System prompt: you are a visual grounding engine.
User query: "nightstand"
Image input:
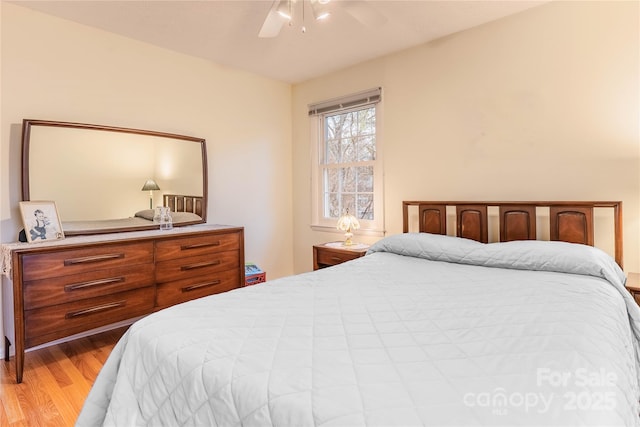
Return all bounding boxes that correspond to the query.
[626,272,640,305]
[313,242,369,270]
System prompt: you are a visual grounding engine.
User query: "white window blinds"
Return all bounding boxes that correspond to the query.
[308,87,382,116]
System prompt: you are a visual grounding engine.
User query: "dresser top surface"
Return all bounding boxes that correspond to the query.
[1,224,242,277]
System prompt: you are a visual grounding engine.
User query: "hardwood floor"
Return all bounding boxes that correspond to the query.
[0,327,127,426]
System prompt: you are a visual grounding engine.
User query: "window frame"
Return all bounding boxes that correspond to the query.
[310,97,384,236]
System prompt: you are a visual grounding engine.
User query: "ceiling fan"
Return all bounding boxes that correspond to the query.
[258,0,386,38]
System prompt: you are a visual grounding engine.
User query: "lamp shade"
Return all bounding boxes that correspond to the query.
[141,179,160,191]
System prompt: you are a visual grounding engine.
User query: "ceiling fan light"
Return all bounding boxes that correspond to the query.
[315,11,330,21]
[276,0,292,20]
[311,1,330,21]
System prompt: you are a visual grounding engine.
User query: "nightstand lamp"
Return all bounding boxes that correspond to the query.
[337,210,360,246]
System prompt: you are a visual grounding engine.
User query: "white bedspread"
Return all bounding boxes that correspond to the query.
[77,233,640,426]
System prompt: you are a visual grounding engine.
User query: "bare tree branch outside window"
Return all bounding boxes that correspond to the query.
[322,106,376,221]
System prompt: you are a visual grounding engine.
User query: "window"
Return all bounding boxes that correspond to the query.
[309,88,383,235]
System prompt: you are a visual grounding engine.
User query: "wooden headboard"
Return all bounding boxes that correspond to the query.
[402,201,623,267]
[163,194,204,217]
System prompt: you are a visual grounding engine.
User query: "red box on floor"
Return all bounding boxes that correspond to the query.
[244,263,265,286]
[245,272,266,286]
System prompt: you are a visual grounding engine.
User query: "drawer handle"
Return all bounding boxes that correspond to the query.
[64,277,125,292]
[182,280,221,292]
[330,256,343,262]
[64,253,125,266]
[65,301,125,319]
[181,242,221,250]
[181,260,221,271]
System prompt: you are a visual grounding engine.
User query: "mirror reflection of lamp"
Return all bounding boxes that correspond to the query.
[336,209,360,246]
[141,179,160,209]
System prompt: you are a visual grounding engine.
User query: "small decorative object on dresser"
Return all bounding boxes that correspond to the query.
[626,272,640,305]
[313,241,369,270]
[18,201,65,243]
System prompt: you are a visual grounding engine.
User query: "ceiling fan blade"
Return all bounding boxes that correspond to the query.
[259,2,287,38]
[343,1,387,27]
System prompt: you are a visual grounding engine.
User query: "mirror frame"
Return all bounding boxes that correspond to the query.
[21,119,208,236]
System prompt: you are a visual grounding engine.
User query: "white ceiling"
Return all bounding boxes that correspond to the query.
[13,0,547,83]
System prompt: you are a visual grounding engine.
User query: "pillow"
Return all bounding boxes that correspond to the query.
[368,233,626,287]
[134,209,155,221]
[170,212,201,223]
[134,209,201,223]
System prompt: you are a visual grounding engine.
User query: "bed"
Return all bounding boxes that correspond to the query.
[61,194,204,233]
[76,201,640,426]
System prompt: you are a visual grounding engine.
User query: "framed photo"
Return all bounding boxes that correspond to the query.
[19,201,65,243]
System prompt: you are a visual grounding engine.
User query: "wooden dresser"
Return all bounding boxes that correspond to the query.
[2,225,244,383]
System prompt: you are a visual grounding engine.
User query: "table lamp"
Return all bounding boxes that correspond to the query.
[337,210,360,246]
[141,179,160,209]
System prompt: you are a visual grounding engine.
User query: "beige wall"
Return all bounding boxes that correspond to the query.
[292,1,640,272]
[0,4,294,281]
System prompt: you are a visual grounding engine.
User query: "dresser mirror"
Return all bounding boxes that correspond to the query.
[22,119,207,236]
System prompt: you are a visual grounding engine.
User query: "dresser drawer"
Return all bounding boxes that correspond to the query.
[155,232,240,262]
[156,250,240,283]
[24,264,154,310]
[24,287,155,347]
[22,242,154,281]
[156,269,240,309]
